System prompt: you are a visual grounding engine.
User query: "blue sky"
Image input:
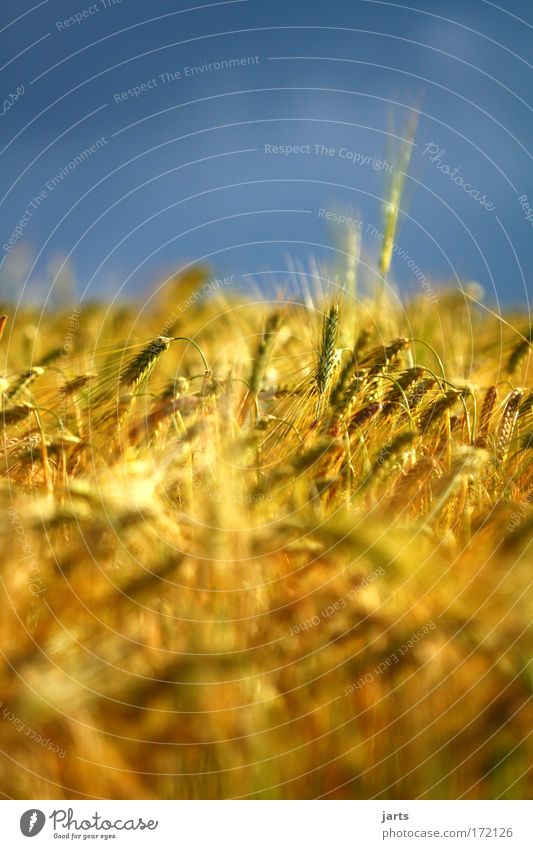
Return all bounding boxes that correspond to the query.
[0,0,531,307]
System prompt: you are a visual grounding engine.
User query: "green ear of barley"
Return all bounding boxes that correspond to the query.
[315,303,340,400]
[371,431,416,475]
[389,455,437,513]
[239,310,283,424]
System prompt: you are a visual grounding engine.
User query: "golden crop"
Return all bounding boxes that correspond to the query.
[0,265,531,799]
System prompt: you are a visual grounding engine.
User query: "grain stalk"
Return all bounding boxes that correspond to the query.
[5,367,44,401]
[315,303,341,413]
[239,310,283,425]
[378,111,418,309]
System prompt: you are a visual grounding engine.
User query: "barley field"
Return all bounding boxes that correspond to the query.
[0,266,531,801]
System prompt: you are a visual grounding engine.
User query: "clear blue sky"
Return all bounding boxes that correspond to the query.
[0,0,531,307]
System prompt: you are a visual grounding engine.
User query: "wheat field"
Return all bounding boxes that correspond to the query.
[0,260,531,801]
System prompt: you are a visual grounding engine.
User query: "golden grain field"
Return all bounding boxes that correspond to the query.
[0,258,531,801]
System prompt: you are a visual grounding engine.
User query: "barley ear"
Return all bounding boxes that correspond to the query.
[497,389,523,460]
[315,303,340,405]
[378,111,418,304]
